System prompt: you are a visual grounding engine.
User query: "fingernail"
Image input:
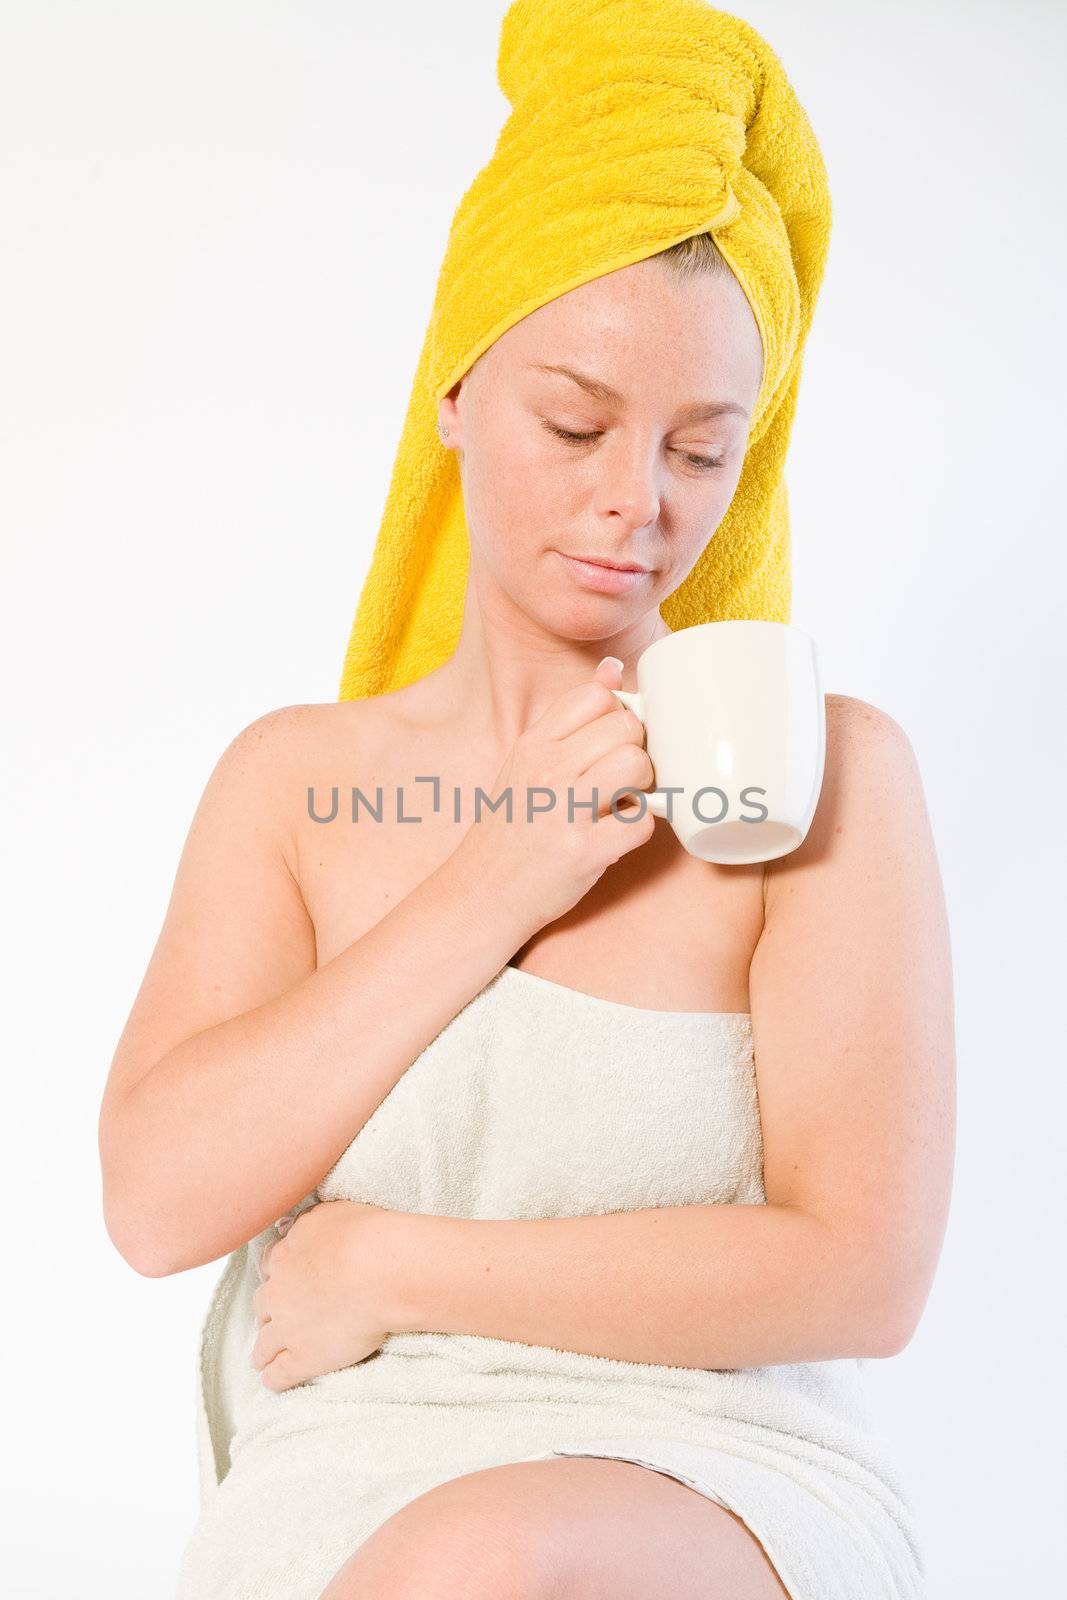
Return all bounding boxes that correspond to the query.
[598,656,624,672]
[273,1215,294,1236]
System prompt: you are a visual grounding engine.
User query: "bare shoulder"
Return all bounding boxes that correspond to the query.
[209,698,377,856]
[765,692,929,904]
[220,693,400,779]
[824,691,914,751]
[822,691,926,831]
[222,697,372,758]
[223,690,422,853]
[820,690,921,797]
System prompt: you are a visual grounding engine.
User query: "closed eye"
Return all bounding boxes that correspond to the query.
[541,420,724,472]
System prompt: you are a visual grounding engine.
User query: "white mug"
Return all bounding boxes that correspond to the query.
[608,620,825,864]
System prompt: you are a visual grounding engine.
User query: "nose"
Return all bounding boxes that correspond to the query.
[593,439,662,532]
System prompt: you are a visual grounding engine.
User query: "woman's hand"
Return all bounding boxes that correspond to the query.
[250,1199,401,1391]
[454,656,658,932]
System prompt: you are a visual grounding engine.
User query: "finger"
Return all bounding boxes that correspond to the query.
[250,1317,285,1372]
[260,1349,300,1392]
[251,1281,272,1325]
[535,676,627,741]
[562,704,647,781]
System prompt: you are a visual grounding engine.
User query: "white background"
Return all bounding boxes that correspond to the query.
[4,1,1065,1594]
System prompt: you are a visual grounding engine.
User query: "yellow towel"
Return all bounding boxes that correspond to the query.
[339,0,831,702]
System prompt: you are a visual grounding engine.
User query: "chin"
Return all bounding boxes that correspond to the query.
[539,593,657,641]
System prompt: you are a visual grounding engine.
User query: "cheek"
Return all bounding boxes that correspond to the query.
[672,469,745,563]
[690,455,746,529]
[464,435,569,552]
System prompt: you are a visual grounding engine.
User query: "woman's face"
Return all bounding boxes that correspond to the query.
[438,253,765,642]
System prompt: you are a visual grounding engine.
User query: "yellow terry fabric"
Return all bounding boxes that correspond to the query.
[338,0,831,702]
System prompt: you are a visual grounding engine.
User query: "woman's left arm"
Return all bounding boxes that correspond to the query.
[370,695,956,1371]
[256,695,956,1382]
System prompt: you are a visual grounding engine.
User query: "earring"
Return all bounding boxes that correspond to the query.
[439,425,450,439]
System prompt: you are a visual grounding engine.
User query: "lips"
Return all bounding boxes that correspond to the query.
[568,555,650,573]
[554,550,652,594]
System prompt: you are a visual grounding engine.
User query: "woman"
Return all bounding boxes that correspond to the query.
[99,4,955,1598]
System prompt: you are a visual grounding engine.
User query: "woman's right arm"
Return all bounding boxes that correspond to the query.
[97,707,537,1278]
[99,673,654,1278]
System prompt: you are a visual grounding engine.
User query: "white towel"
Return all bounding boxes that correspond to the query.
[177,963,925,1600]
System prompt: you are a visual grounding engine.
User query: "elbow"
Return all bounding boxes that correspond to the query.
[857,1289,924,1359]
[100,1106,184,1277]
[879,1305,923,1358]
[127,1247,178,1280]
[827,1230,925,1359]
[105,1217,174,1278]
[102,1183,182,1279]
[103,1209,172,1278]
[860,1318,912,1360]
[103,1180,238,1277]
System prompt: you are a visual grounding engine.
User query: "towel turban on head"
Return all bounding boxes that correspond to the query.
[338,0,832,701]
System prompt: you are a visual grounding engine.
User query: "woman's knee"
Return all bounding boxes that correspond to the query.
[318,1486,556,1600]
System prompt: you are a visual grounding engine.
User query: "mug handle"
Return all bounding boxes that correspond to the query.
[608,687,670,819]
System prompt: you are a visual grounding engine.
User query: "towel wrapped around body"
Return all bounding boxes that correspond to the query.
[177,966,926,1600]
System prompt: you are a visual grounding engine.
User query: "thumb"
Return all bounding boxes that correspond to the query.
[594,655,625,687]
[258,1238,276,1282]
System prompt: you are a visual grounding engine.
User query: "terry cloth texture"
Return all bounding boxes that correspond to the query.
[338,0,832,701]
[177,963,925,1600]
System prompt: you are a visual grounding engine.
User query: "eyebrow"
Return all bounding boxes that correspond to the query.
[525,361,750,421]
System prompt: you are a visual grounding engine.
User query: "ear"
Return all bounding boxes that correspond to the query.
[437,379,466,446]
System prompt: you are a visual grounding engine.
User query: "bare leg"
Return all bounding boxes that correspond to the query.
[318,1456,793,1600]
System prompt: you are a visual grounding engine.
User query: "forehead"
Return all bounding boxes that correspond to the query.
[479,259,762,406]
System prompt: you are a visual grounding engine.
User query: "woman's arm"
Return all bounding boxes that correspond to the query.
[98,706,537,1279]
[750,693,956,1352]
[360,697,957,1367]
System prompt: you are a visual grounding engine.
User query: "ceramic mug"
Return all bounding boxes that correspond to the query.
[607,620,825,864]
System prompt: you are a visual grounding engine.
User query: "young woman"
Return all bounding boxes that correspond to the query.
[99,6,954,1598]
